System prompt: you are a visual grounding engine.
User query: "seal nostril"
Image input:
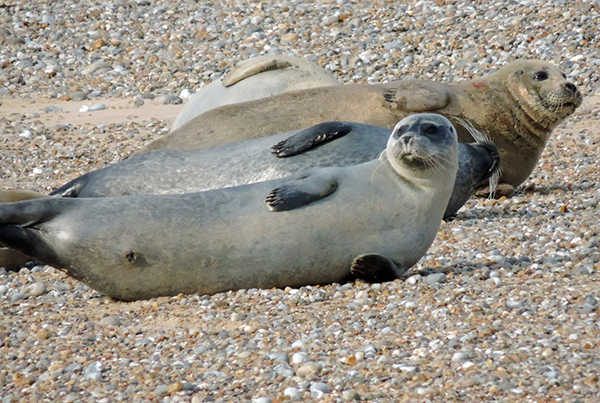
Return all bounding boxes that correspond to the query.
[564,82,577,93]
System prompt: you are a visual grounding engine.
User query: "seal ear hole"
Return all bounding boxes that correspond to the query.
[533,71,548,81]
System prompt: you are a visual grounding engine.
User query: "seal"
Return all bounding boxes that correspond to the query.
[51,121,499,220]
[0,114,458,301]
[148,59,581,189]
[0,190,48,271]
[171,54,340,131]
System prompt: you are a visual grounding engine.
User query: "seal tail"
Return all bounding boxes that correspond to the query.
[49,174,89,197]
[0,199,66,266]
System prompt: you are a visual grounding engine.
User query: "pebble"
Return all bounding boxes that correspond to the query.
[98,315,122,327]
[1,1,600,402]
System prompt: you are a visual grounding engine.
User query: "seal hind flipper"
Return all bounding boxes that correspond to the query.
[49,174,89,197]
[271,122,353,157]
[266,172,338,211]
[0,225,60,266]
[350,254,406,283]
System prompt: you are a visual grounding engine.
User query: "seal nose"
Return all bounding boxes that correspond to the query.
[401,133,414,146]
[564,82,577,93]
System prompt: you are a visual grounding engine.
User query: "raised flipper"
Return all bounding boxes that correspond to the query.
[271,122,353,157]
[222,57,293,87]
[350,254,406,283]
[49,174,89,197]
[266,171,338,211]
[383,81,451,112]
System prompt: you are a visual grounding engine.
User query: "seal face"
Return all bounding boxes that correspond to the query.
[0,114,458,300]
[144,59,580,189]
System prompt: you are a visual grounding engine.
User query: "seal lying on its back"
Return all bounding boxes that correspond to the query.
[171,55,339,131]
[0,114,458,301]
[52,121,499,220]
[146,59,581,189]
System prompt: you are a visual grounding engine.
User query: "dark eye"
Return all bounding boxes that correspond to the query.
[533,71,548,81]
[561,73,567,79]
[393,125,408,139]
[423,124,438,135]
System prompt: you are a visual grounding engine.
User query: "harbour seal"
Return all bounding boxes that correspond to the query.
[0,190,48,270]
[51,121,499,220]
[0,114,458,301]
[146,59,581,189]
[171,55,340,131]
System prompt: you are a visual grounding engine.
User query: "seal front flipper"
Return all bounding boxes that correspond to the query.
[50,174,89,197]
[266,171,338,211]
[350,254,406,283]
[271,122,353,157]
[383,82,451,112]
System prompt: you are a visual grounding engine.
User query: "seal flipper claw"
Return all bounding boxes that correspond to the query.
[351,254,406,283]
[266,172,338,211]
[271,122,353,157]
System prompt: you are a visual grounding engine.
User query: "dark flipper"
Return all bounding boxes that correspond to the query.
[0,225,60,266]
[350,254,406,283]
[266,171,338,211]
[49,174,89,197]
[271,122,353,157]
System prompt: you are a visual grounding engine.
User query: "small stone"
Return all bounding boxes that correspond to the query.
[423,273,447,285]
[23,282,46,297]
[44,105,63,113]
[99,316,122,327]
[79,105,90,112]
[19,130,32,139]
[283,387,300,399]
[341,389,360,401]
[281,33,299,42]
[452,352,469,362]
[166,381,184,394]
[155,384,167,395]
[69,91,89,101]
[10,293,24,302]
[133,98,145,106]
[310,382,331,398]
[296,362,322,379]
[89,103,106,111]
[292,352,309,364]
[252,398,272,403]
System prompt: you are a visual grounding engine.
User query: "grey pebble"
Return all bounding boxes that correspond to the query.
[341,389,360,401]
[23,281,47,297]
[99,316,122,326]
[69,91,88,101]
[44,105,63,113]
[89,103,106,111]
[10,293,24,302]
[423,273,447,285]
[284,387,300,398]
[310,382,331,398]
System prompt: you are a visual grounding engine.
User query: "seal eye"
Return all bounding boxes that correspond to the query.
[533,71,548,81]
[392,125,408,139]
[423,124,438,135]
